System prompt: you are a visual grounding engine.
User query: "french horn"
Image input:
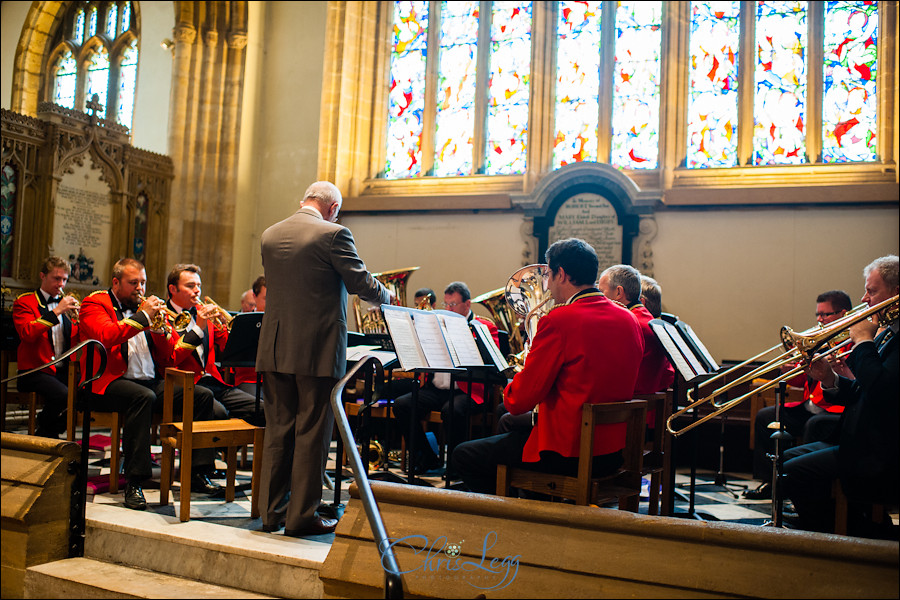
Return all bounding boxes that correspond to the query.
[473,287,524,355]
[353,266,420,334]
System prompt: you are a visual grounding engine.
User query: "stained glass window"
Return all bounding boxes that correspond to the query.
[485,1,532,175]
[88,7,98,37]
[53,51,78,109]
[121,2,131,34]
[74,9,85,42]
[1,164,16,277]
[433,1,479,177]
[688,1,740,169]
[386,1,429,178]
[133,193,148,262]
[553,1,602,169]
[822,0,877,163]
[611,1,662,170]
[106,3,118,38]
[86,47,110,118]
[753,1,807,165]
[117,39,138,128]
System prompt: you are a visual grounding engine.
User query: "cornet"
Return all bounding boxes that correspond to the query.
[193,296,234,331]
[61,291,81,323]
[137,294,169,332]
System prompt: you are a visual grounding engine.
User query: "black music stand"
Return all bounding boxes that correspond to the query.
[217,312,264,419]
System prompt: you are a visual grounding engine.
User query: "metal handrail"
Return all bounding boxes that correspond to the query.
[2,339,107,557]
[330,356,404,599]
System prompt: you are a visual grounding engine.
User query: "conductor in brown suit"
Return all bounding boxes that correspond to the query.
[257,181,392,536]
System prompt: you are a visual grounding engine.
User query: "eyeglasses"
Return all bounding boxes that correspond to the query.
[815,311,839,318]
[443,301,462,309]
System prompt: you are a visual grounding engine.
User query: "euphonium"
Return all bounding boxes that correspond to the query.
[473,287,524,355]
[504,264,554,371]
[353,266,420,334]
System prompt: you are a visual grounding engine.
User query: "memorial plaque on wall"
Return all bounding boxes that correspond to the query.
[52,156,112,286]
[547,193,623,269]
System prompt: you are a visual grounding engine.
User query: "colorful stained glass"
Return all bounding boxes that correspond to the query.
[434,1,479,177]
[121,2,131,34]
[385,1,429,178]
[611,1,662,170]
[133,193,147,262]
[89,7,98,37]
[74,9,85,42]
[1,163,16,277]
[85,47,110,118]
[822,1,877,163]
[117,40,138,128]
[485,1,532,175]
[687,1,740,168]
[553,1,602,169]
[753,1,807,165]
[54,51,77,109]
[106,3,118,37]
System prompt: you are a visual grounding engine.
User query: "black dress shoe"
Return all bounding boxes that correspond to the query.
[124,484,147,510]
[743,482,772,500]
[284,516,339,537]
[261,521,284,533]
[190,472,224,495]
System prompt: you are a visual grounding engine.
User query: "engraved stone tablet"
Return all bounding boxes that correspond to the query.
[547,193,623,269]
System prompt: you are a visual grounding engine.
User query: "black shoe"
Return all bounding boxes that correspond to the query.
[284,516,339,537]
[743,482,772,500]
[124,484,147,510]
[190,472,224,495]
[411,452,443,475]
[34,427,61,439]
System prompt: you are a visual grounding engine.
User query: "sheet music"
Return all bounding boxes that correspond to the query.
[472,320,509,371]
[650,321,699,380]
[437,314,484,367]
[383,308,428,370]
[346,345,398,367]
[412,312,454,369]
[677,321,719,372]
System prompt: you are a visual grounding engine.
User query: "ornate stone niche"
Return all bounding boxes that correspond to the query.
[0,104,173,300]
[511,162,662,276]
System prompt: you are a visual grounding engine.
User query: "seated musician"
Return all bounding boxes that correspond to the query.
[391,281,499,474]
[640,275,662,318]
[744,290,851,501]
[451,238,644,494]
[783,255,898,537]
[233,275,265,400]
[165,264,264,426]
[79,258,221,510]
[414,287,436,309]
[240,289,256,313]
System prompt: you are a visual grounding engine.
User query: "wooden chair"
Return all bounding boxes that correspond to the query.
[159,368,264,522]
[635,390,673,516]
[65,354,124,493]
[496,399,648,510]
[832,479,887,536]
[1,349,41,435]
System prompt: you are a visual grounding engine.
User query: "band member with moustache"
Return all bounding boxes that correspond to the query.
[744,290,852,501]
[257,181,392,537]
[783,255,899,536]
[451,238,645,495]
[391,281,500,474]
[12,256,80,438]
[165,264,262,426]
[78,258,220,510]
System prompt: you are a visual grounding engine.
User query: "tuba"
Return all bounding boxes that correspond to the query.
[504,264,554,371]
[473,287,524,355]
[353,266,420,334]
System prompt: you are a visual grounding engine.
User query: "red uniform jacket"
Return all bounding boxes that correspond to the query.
[630,303,675,394]
[12,290,79,373]
[78,290,183,393]
[504,291,644,462]
[453,315,500,405]
[169,303,232,386]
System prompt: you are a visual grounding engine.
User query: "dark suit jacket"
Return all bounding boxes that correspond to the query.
[257,207,390,379]
[826,326,899,500]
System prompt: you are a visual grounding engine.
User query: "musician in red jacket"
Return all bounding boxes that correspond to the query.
[12,256,80,438]
[165,264,262,427]
[452,238,644,494]
[79,258,220,510]
[391,280,500,474]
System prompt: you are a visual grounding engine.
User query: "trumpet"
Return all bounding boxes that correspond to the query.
[62,291,81,323]
[666,295,899,437]
[137,294,169,332]
[193,296,234,331]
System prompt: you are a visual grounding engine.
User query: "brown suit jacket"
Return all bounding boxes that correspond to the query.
[257,208,389,378]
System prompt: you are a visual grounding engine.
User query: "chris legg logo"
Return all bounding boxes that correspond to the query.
[381,531,520,591]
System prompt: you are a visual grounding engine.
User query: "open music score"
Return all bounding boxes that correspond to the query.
[382,306,484,372]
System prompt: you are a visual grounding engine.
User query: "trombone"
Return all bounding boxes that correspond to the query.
[666,295,899,437]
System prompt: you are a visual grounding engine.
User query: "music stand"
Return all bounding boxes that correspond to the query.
[217,312,264,418]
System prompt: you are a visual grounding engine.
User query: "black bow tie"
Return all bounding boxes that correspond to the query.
[47,296,63,304]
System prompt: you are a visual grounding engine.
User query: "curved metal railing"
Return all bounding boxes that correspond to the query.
[330,355,404,599]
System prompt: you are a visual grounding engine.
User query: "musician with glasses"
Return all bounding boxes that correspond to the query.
[78,258,220,509]
[451,238,644,495]
[391,281,500,474]
[165,264,263,427]
[12,256,80,438]
[744,290,851,501]
[783,255,899,537]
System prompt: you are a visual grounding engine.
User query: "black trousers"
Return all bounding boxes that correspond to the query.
[92,378,216,484]
[198,376,264,425]
[782,441,839,533]
[451,429,623,495]
[752,404,841,481]
[391,384,478,461]
[18,363,69,436]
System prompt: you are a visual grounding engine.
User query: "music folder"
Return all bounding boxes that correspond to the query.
[381,305,478,373]
[217,312,263,368]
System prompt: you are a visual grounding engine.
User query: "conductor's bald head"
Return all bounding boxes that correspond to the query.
[302,181,343,222]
